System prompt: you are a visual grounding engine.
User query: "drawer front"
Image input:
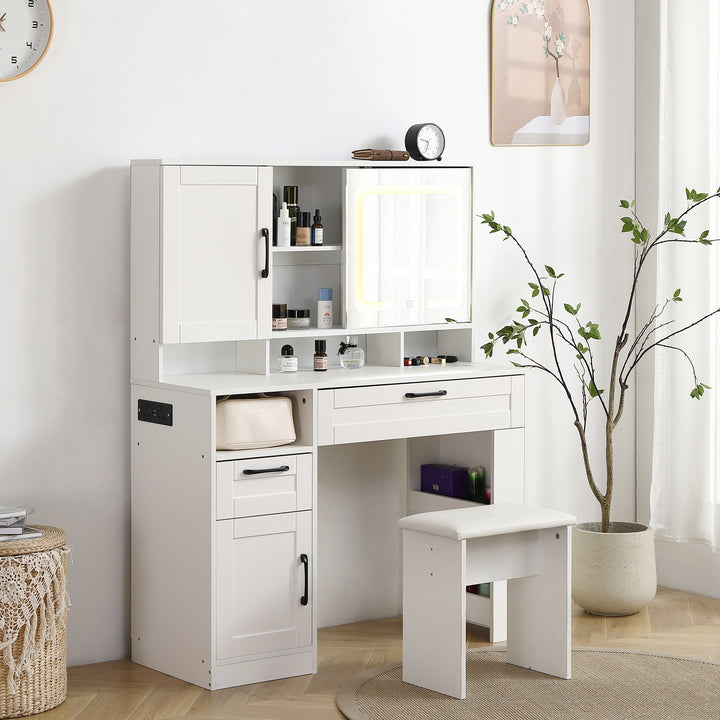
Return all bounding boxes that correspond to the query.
[317,377,521,446]
[216,454,312,520]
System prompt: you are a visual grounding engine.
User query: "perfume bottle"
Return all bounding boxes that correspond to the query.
[338,336,365,369]
[277,344,298,372]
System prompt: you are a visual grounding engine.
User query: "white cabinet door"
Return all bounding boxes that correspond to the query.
[162,165,273,343]
[344,167,472,328]
[216,510,312,660]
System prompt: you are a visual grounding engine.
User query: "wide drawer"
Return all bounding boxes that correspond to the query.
[216,454,312,520]
[317,377,523,446]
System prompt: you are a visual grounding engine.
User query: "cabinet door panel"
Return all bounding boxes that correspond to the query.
[344,168,471,328]
[216,511,312,660]
[162,166,272,343]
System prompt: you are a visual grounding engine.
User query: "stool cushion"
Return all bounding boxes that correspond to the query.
[398,503,577,540]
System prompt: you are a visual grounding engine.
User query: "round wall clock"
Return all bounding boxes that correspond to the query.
[0,0,54,82]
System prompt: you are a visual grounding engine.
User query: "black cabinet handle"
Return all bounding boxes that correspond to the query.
[300,553,309,606]
[404,390,448,399]
[242,465,290,475]
[261,227,270,278]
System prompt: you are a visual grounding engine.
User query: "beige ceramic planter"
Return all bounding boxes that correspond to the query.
[572,522,657,616]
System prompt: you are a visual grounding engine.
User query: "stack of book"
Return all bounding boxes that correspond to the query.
[0,507,42,542]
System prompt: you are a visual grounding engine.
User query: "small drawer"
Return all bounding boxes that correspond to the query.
[317,377,522,446]
[216,454,312,520]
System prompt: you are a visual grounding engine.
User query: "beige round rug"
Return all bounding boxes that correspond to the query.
[336,648,719,720]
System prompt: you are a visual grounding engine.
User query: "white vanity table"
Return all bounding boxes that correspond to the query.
[129,160,525,690]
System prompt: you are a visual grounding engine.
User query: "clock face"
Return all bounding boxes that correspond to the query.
[0,0,53,81]
[416,124,445,160]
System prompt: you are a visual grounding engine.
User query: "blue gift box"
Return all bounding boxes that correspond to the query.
[420,464,468,499]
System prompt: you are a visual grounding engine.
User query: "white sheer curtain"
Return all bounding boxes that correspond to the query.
[650,0,720,551]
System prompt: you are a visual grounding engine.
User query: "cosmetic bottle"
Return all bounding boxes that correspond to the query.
[283,186,299,245]
[272,303,287,331]
[338,336,365,369]
[313,339,328,371]
[288,308,311,329]
[278,202,291,247]
[277,344,298,372]
[296,211,311,246]
[317,288,333,329]
[311,209,324,245]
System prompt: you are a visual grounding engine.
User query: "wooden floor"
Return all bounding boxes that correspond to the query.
[37,587,719,720]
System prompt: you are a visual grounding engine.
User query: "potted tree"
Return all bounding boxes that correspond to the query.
[480,188,719,615]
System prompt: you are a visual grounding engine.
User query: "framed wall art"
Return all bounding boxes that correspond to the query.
[491,0,590,146]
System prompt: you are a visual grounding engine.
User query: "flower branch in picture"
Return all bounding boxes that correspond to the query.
[496,0,570,124]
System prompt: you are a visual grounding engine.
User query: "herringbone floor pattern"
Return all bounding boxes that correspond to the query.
[35,587,719,720]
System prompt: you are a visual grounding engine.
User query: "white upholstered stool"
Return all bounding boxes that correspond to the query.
[398,503,577,699]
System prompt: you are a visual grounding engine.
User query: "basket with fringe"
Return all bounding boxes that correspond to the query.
[0,526,69,718]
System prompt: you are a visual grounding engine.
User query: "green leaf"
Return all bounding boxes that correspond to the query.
[664,212,671,227]
[579,323,601,341]
[620,200,630,209]
[688,189,708,202]
[588,380,605,398]
[545,265,557,278]
[532,325,540,336]
[673,288,682,302]
[564,302,580,315]
[481,342,494,358]
[503,225,513,236]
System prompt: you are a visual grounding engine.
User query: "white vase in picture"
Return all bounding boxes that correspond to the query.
[551,76,567,125]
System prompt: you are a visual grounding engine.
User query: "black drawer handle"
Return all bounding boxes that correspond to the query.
[404,390,448,399]
[300,553,309,606]
[242,465,290,475]
[260,227,270,279]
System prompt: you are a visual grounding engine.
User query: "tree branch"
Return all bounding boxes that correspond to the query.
[626,307,720,379]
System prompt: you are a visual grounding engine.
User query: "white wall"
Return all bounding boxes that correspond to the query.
[0,0,635,665]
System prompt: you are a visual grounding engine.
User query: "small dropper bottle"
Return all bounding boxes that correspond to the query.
[313,339,328,371]
[311,209,324,245]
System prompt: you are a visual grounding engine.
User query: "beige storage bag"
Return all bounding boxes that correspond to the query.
[216,395,296,450]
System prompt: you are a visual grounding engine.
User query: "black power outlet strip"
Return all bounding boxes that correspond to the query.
[138,399,173,426]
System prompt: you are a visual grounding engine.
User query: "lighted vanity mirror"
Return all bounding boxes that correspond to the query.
[344,168,472,328]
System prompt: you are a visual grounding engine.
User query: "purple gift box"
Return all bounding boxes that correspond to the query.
[420,463,468,500]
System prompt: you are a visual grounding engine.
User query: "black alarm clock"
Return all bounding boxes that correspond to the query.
[404,123,445,161]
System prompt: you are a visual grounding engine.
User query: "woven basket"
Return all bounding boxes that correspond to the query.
[0,526,68,718]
